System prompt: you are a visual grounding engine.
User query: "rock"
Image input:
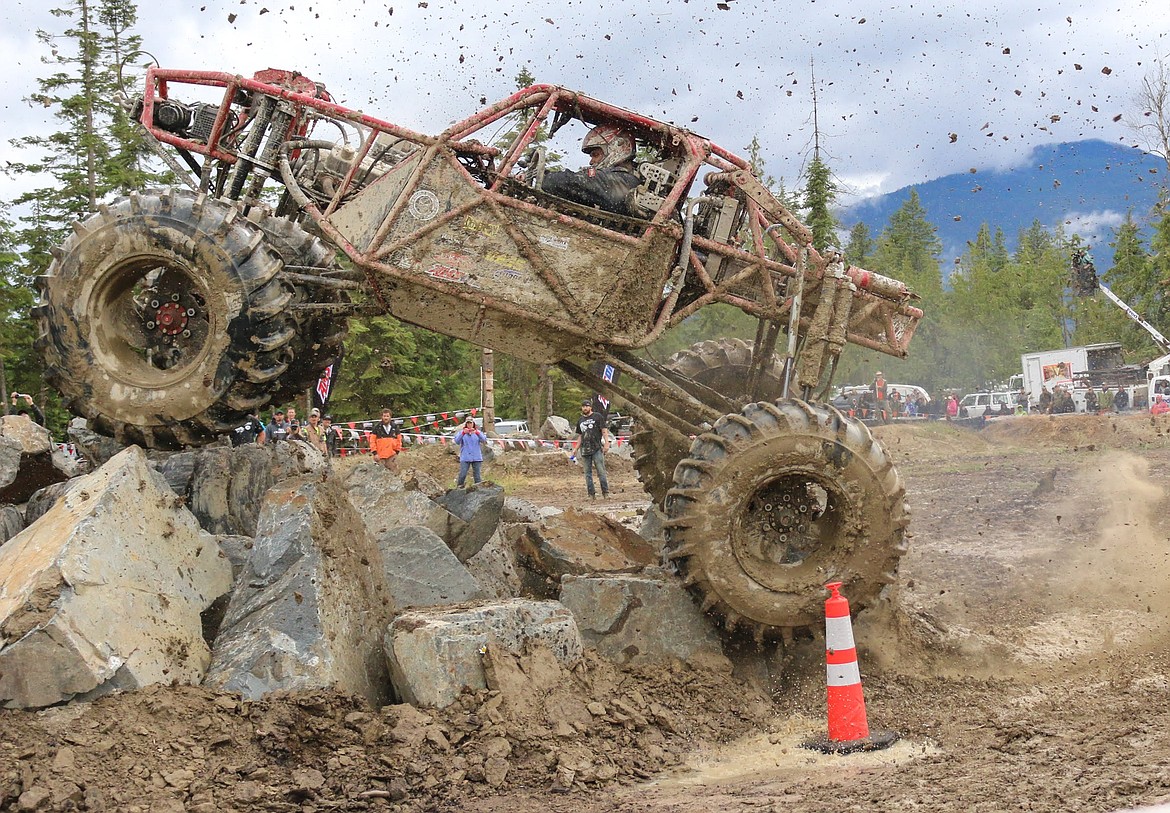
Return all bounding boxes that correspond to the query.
[539,415,573,440]
[374,525,485,612]
[344,464,466,547]
[464,527,524,600]
[0,415,52,455]
[0,447,232,709]
[0,505,24,546]
[558,573,728,668]
[187,443,319,536]
[24,480,77,526]
[435,485,505,562]
[517,509,657,585]
[66,420,125,469]
[0,418,69,505]
[637,504,667,546]
[152,451,198,497]
[204,476,391,705]
[385,599,583,708]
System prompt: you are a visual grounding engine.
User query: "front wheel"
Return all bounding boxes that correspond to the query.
[35,188,295,448]
[664,399,909,638]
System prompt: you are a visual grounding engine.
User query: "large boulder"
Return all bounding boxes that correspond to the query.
[344,462,466,545]
[517,509,658,586]
[0,447,232,709]
[374,525,485,613]
[204,476,392,705]
[539,415,573,440]
[0,416,69,505]
[0,505,24,546]
[66,419,125,469]
[185,442,322,536]
[23,480,78,526]
[384,599,583,708]
[435,485,505,562]
[558,573,728,668]
[464,526,525,600]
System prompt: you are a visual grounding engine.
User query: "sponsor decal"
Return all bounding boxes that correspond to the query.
[426,264,470,284]
[463,216,501,237]
[539,233,569,250]
[485,251,526,272]
[408,189,441,220]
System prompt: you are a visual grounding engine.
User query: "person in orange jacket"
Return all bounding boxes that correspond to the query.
[369,407,403,471]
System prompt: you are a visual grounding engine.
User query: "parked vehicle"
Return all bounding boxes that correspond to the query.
[958,391,1021,418]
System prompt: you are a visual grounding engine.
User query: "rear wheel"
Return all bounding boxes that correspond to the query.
[632,338,784,506]
[35,188,294,448]
[664,399,909,638]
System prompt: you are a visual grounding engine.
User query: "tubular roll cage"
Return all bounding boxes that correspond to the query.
[139,68,922,432]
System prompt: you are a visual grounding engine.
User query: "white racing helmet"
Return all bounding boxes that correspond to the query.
[581,123,635,169]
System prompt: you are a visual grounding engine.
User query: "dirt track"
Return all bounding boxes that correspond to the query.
[5,414,1170,812]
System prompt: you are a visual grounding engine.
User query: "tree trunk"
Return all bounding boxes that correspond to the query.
[481,348,495,430]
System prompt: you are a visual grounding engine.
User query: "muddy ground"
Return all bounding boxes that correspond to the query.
[5,414,1170,812]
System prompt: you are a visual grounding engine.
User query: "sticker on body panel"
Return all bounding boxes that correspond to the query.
[408,190,441,220]
[539,234,569,250]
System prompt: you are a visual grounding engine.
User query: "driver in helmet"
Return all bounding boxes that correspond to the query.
[542,123,641,216]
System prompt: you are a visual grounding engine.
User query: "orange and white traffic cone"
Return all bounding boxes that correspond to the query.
[804,581,899,754]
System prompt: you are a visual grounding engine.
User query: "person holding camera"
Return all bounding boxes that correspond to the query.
[9,392,45,426]
[454,417,487,488]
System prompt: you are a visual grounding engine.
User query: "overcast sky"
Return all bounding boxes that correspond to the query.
[1,0,1167,210]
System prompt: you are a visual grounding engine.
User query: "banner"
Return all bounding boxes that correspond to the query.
[589,360,619,415]
[312,348,343,413]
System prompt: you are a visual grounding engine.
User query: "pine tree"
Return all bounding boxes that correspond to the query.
[843,222,874,268]
[803,151,839,254]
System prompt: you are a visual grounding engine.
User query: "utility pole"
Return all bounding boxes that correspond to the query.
[481,348,495,432]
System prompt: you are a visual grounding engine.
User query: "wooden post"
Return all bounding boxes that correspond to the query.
[481,348,495,431]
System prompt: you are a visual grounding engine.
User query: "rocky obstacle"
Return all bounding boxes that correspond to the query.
[0,447,231,709]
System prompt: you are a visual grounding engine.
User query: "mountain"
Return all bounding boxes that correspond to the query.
[837,139,1165,262]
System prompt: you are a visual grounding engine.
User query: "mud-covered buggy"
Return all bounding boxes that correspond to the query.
[36,68,922,640]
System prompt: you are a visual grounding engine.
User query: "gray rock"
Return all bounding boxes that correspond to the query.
[152,451,198,497]
[24,480,78,526]
[188,443,320,536]
[435,485,505,562]
[341,463,465,547]
[558,573,728,668]
[385,599,583,708]
[0,415,52,455]
[375,525,485,612]
[637,504,668,546]
[0,418,69,505]
[215,534,255,579]
[464,527,524,600]
[204,476,391,705]
[66,421,125,469]
[0,505,24,546]
[517,509,657,584]
[0,447,232,709]
[539,415,573,440]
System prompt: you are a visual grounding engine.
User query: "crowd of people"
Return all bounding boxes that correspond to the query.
[231,404,355,461]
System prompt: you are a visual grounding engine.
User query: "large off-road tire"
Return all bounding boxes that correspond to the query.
[632,338,784,507]
[245,212,349,404]
[35,188,294,448]
[665,399,909,638]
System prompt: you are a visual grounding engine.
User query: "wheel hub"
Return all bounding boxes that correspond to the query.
[148,297,193,337]
[732,473,838,585]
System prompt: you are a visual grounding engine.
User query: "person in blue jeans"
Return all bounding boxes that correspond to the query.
[574,399,610,499]
[454,417,487,487]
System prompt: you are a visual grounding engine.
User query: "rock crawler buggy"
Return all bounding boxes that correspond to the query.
[37,68,923,640]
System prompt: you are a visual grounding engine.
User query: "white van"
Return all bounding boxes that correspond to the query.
[959,391,1020,417]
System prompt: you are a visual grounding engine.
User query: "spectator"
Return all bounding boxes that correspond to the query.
[9,392,45,426]
[454,417,487,487]
[370,408,403,472]
[1152,395,1170,416]
[1113,388,1129,412]
[230,410,267,446]
[945,394,959,420]
[287,419,303,441]
[286,406,298,427]
[266,409,290,442]
[322,414,340,457]
[574,399,610,499]
[304,408,327,455]
[872,371,888,423]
